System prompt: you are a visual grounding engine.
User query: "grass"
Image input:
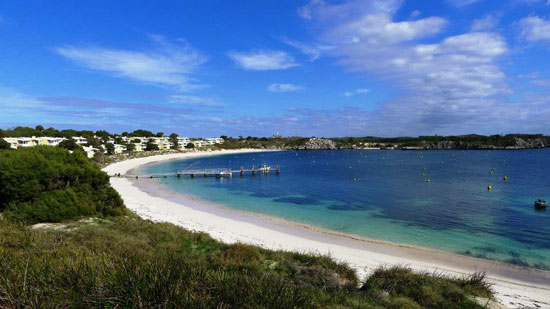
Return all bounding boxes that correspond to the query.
[0,215,493,308]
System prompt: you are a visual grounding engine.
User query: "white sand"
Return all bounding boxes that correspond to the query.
[103,150,550,308]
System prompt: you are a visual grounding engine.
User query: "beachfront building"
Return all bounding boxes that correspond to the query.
[178,137,190,147]
[73,136,88,145]
[15,137,39,148]
[133,143,144,152]
[2,138,20,149]
[205,138,224,145]
[37,137,66,146]
[193,140,207,148]
[82,146,98,158]
[113,144,127,154]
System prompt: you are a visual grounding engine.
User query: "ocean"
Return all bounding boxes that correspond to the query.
[141,149,550,270]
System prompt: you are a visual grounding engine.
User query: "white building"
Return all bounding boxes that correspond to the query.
[73,137,88,145]
[37,137,66,146]
[82,146,99,158]
[205,138,224,145]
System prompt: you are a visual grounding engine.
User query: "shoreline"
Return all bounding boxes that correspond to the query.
[103,150,550,308]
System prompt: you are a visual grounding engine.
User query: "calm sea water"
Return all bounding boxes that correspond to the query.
[142,149,550,270]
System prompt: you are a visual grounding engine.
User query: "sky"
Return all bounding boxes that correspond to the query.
[1,0,550,137]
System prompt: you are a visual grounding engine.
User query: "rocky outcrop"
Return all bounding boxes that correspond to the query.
[403,137,549,150]
[288,138,339,150]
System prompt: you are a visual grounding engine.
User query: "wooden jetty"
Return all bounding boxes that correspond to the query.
[115,165,280,179]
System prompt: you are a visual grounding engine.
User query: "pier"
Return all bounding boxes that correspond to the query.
[115,165,280,179]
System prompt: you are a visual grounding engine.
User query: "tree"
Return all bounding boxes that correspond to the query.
[58,139,82,151]
[35,125,44,132]
[185,143,195,149]
[121,131,129,136]
[95,130,111,140]
[86,137,102,148]
[105,143,115,155]
[0,139,11,150]
[156,132,164,137]
[0,146,125,224]
[146,140,159,151]
[169,133,179,150]
[130,129,154,137]
[220,135,228,140]
[126,143,135,152]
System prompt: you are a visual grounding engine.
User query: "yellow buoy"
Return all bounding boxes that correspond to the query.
[422,173,426,176]
[353,177,357,182]
[426,178,431,183]
[488,185,492,191]
[503,176,508,181]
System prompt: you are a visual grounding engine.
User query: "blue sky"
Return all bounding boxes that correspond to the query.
[1,0,550,137]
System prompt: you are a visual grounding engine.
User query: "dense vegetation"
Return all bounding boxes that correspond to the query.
[0,147,125,224]
[0,216,493,308]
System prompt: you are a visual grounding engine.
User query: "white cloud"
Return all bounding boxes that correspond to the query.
[409,10,421,19]
[447,0,481,7]
[531,79,550,86]
[267,83,305,93]
[55,35,206,91]
[169,94,221,106]
[344,88,370,97]
[519,16,550,42]
[227,50,298,70]
[281,38,325,61]
[298,0,513,134]
[471,13,501,31]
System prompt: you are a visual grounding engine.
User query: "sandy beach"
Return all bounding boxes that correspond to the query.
[103,149,550,308]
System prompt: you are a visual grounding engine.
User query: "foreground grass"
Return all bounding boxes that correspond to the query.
[0,216,493,308]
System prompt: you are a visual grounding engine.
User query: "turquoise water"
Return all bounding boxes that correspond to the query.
[142,150,550,270]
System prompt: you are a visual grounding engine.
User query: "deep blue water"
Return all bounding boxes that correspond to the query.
[142,149,550,269]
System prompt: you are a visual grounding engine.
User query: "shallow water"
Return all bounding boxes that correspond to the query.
[142,149,550,270]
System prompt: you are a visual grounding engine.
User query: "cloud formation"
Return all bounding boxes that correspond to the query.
[471,12,502,31]
[227,50,298,70]
[56,35,207,91]
[267,83,305,92]
[447,0,481,7]
[344,88,370,97]
[519,16,550,42]
[281,38,324,61]
[296,0,521,135]
[169,94,221,106]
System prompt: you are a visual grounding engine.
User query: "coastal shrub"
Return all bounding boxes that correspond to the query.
[0,146,125,224]
[360,266,493,308]
[0,216,494,308]
[0,139,10,150]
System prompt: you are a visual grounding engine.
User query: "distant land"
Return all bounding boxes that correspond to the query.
[1,126,549,153]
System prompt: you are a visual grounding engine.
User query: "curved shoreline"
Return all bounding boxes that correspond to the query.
[103,150,550,308]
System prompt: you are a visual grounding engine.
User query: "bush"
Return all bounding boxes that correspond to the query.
[0,146,125,224]
[0,217,494,308]
[58,139,82,151]
[0,138,11,150]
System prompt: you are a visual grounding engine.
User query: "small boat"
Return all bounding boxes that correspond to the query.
[534,199,547,209]
[258,164,271,173]
[215,169,232,177]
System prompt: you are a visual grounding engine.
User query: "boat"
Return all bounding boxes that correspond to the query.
[215,169,232,178]
[534,199,547,209]
[258,164,271,173]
